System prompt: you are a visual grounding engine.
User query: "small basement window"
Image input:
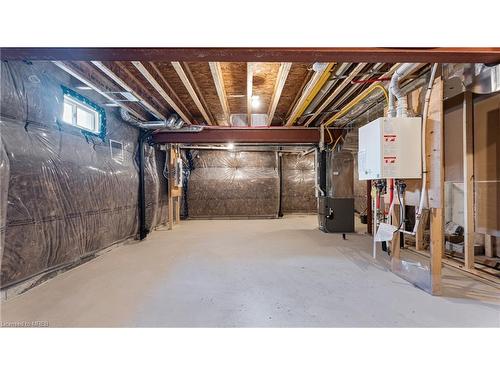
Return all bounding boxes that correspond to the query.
[61,87,106,137]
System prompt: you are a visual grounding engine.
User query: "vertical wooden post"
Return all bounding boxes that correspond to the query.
[167,146,174,230]
[463,91,475,270]
[426,74,444,295]
[430,208,443,295]
[484,234,495,258]
[415,209,429,251]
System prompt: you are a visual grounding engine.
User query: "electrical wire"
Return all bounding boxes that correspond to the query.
[323,84,389,145]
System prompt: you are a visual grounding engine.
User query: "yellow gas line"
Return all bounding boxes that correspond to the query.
[323,83,389,144]
[286,63,335,126]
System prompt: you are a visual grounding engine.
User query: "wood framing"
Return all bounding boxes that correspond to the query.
[303,63,367,127]
[171,61,212,125]
[247,62,254,126]
[415,209,429,251]
[208,62,231,125]
[52,61,147,121]
[463,91,475,270]
[430,208,443,295]
[131,61,192,124]
[426,75,445,295]
[91,61,165,120]
[285,63,334,127]
[267,62,292,125]
[484,235,495,258]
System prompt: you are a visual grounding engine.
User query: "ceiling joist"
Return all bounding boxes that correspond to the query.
[131,61,192,124]
[209,62,231,126]
[91,61,165,120]
[52,61,146,121]
[171,61,213,125]
[285,63,335,126]
[267,62,292,126]
[303,63,367,127]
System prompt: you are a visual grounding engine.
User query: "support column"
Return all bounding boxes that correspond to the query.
[426,73,444,295]
[430,207,443,295]
[463,91,475,270]
[167,145,174,230]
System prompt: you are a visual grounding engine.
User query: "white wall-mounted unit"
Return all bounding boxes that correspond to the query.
[357,117,422,180]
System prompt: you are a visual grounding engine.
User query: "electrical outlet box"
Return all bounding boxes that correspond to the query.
[357,117,422,180]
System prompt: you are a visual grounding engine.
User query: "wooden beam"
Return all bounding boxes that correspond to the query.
[181,62,217,125]
[303,63,367,127]
[267,62,292,126]
[285,69,313,121]
[426,74,445,295]
[247,62,254,126]
[149,63,195,124]
[114,61,170,116]
[463,91,475,270]
[52,61,146,121]
[430,208,443,295]
[131,61,191,124]
[9,48,500,63]
[208,62,231,126]
[91,61,165,120]
[171,61,212,125]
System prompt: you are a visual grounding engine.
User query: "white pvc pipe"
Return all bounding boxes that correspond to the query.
[412,63,439,234]
[389,63,416,117]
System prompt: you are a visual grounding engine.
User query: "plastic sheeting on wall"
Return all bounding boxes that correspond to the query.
[0,61,166,287]
[186,150,280,218]
[281,153,316,213]
[327,151,354,198]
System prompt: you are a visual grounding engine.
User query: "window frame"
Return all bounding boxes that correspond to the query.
[61,86,107,139]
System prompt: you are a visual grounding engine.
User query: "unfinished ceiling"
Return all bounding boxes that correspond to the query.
[51,60,429,129]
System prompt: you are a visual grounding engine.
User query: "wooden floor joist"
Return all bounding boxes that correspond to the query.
[171,61,212,125]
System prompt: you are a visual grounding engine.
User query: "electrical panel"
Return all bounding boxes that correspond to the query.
[357,117,422,180]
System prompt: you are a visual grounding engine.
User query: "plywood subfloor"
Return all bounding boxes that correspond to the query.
[1,216,499,327]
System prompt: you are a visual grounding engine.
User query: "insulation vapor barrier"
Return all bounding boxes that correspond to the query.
[0,61,167,287]
[184,150,316,219]
[281,153,316,213]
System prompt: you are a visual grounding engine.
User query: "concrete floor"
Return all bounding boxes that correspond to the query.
[1,215,499,327]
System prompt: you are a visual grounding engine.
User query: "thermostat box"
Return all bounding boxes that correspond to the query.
[357,117,422,180]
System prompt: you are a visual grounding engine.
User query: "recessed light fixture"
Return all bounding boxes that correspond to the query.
[227,143,235,150]
[76,85,93,91]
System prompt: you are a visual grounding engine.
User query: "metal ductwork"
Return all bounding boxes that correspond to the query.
[120,109,180,130]
[444,63,500,98]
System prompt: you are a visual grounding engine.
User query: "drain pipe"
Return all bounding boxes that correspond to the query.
[398,63,439,236]
[388,63,418,118]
